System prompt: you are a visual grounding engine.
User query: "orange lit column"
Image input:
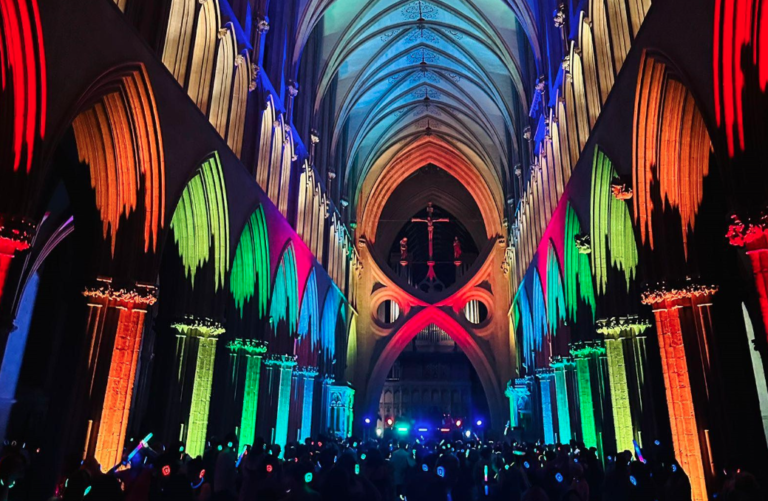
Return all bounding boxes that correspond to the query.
[82,279,157,469]
[642,283,719,501]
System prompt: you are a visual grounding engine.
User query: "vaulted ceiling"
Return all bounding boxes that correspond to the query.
[297,0,539,231]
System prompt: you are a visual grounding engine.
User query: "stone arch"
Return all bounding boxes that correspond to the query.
[364,306,504,428]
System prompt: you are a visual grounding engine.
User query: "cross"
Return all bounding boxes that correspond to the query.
[411,202,449,281]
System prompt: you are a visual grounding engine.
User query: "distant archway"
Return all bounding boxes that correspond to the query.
[365,306,503,428]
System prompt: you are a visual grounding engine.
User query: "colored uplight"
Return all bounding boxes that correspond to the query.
[171,152,230,290]
[230,207,270,317]
[465,430,471,438]
[476,420,483,427]
[591,148,637,294]
[564,204,596,321]
[555,473,563,483]
[364,418,371,424]
[456,419,462,427]
[386,418,394,426]
[437,466,445,478]
[162,465,171,476]
[546,242,566,330]
[270,243,299,336]
[305,472,313,483]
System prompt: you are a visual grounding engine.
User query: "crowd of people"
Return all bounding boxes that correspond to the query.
[0,433,765,501]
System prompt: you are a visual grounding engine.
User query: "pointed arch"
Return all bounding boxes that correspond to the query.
[298,268,320,345]
[209,23,236,138]
[321,285,344,369]
[160,0,196,84]
[170,151,230,291]
[227,51,252,157]
[71,63,165,254]
[230,205,270,317]
[270,241,299,336]
[365,307,503,427]
[0,0,47,174]
[563,203,595,322]
[256,96,276,189]
[546,241,566,331]
[590,147,638,294]
[187,0,220,114]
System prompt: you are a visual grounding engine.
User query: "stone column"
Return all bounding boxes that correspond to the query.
[505,381,518,428]
[642,282,719,501]
[172,317,224,459]
[228,339,267,452]
[551,357,574,444]
[598,318,636,455]
[727,217,768,342]
[570,342,604,451]
[298,367,318,442]
[80,279,157,469]
[536,368,555,444]
[265,355,296,453]
[0,216,35,363]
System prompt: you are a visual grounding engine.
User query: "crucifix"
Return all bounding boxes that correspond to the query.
[411,202,449,282]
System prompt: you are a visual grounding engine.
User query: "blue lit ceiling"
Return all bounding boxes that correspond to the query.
[298,0,540,214]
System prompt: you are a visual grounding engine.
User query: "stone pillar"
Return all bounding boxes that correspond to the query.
[172,317,224,459]
[0,216,35,363]
[642,282,719,501]
[570,342,604,451]
[80,279,157,469]
[551,357,573,444]
[598,318,636,455]
[325,383,354,438]
[505,381,518,428]
[727,217,768,342]
[536,368,555,444]
[265,355,296,453]
[298,367,318,442]
[228,339,267,452]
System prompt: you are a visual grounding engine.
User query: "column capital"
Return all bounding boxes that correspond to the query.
[172,316,225,338]
[296,366,319,378]
[726,213,768,249]
[264,354,297,368]
[641,280,718,306]
[570,340,605,358]
[227,338,268,355]
[535,367,554,379]
[596,315,651,339]
[83,278,157,306]
[0,215,36,254]
[550,355,575,369]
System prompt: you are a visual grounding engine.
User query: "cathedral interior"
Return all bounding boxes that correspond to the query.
[1,0,768,499]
